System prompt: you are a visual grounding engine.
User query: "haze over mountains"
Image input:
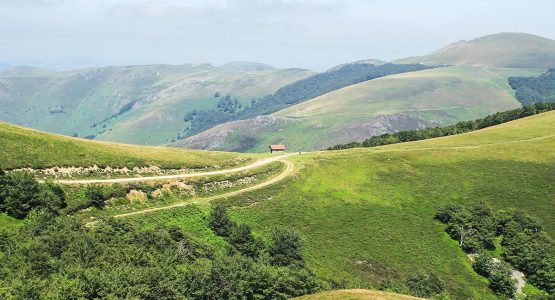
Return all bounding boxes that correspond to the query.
[1,32,555,151]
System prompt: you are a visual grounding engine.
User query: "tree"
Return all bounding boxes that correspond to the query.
[473,253,495,277]
[228,223,261,258]
[209,204,235,237]
[269,227,304,267]
[84,185,108,209]
[0,172,42,219]
[488,262,516,298]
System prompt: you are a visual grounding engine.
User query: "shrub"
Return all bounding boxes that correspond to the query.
[209,204,235,237]
[228,223,262,258]
[0,172,65,219]
[269,227,304,267]
[473,253,495,277]
[83,185,109,209]
[405,272,446,298]
[488,262,516,298]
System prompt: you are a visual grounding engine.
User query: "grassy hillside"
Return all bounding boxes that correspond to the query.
[180,66,542,151]
[0,121,252,169]
[397,32,555,68]
[0,63,312,145]
[293,289,424,300]
[149,111,554,299]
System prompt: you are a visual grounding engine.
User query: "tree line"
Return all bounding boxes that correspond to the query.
[183,63,433,136]
[328,102,555,150]
[436,203,554,297]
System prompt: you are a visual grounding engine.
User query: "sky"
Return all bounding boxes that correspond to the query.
[1,0,554,71]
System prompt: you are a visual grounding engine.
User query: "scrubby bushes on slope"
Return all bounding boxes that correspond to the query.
[436,203,554,296]
[509,69,555,106]
[329,102,555,150]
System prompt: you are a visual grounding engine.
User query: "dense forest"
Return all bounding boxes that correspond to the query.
[328,102,555,150]
[436,203,554,297]
[509,69,555,106]
[184,63,433,136]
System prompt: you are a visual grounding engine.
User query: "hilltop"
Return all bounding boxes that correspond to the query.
[397,33,555,68]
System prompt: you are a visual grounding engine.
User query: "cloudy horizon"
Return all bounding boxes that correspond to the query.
[1,0,555,71]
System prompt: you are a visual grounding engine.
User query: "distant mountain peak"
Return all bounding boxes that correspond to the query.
[218,61,275,72]
[397,32,555,68]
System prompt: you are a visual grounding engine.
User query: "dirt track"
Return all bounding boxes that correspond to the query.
[109,159,294,218]
[56,153,295,185]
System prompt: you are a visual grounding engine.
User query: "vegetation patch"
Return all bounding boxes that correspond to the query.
[509,69,555,106]
[329,102,555,150]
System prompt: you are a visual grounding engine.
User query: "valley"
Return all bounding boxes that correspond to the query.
[1,30,554,300]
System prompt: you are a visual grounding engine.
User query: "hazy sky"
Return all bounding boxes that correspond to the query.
[1,0,554,71]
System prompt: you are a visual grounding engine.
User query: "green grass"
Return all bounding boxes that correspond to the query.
[0,213,23,232]
[0,121,255,169]
[186,66,544,152]
[293,289,424,300]
[153,111,554,299]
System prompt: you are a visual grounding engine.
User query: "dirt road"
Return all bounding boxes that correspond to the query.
[109,159,294,218]
[57,153,296,185]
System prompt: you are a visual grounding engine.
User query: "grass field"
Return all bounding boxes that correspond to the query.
[140,111,554,299]
[184,66,544,152]
[293,289,424,300]
[0,121,253,169]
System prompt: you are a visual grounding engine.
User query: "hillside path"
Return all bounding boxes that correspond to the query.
[57,153,296,184]
[108,159,294,218]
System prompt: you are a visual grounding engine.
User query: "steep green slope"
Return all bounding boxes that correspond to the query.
[0,64,312,145]
[0,121,251,169]
[397,32,555,68]
[180,66,542,151]
[152,111,554,299]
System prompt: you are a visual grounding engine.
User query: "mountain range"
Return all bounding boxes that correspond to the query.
[1,32,555,151]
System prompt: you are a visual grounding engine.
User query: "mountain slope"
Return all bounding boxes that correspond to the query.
[397,32,555,68]
[146,111,555,299]
[0,121,251,169]
[0,63,312,145]
[178,66,542,151]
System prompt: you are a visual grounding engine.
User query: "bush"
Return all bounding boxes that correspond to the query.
[473,253,495,277]
[228,223,262,258]
[269,227,304,267]
[209,204,235,237]
[83,185,109,209]
[405,272,446,298]
[488,262,517,298]
[0,172,66,219]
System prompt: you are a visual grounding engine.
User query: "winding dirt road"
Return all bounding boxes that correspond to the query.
[56,153,296,185]
[110,159,294,218]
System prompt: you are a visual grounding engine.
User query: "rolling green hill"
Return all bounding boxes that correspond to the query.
[0,63,312,145]
[179,66,542,151]
[397,32,555,68]
[0,121,252,170]
[139,111,555,299]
